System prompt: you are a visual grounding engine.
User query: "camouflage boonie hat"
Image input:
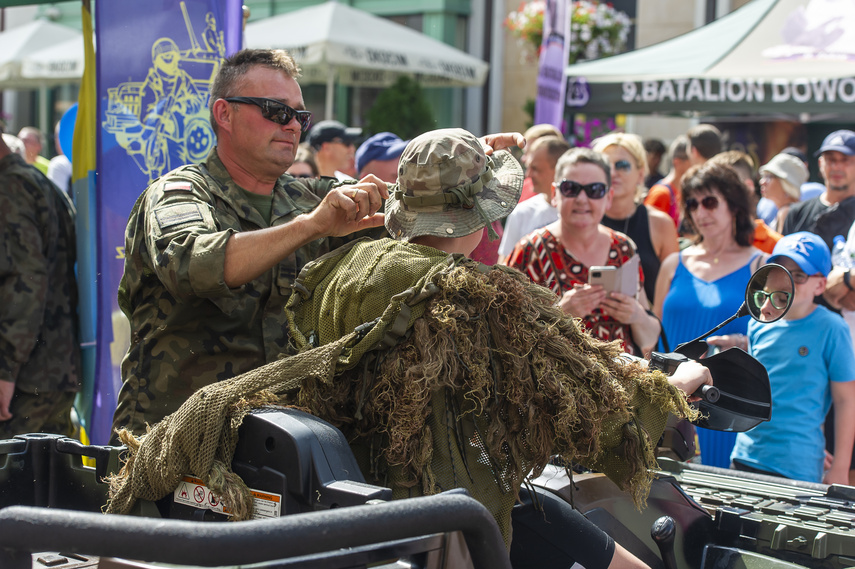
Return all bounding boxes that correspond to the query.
[385,128,523,241]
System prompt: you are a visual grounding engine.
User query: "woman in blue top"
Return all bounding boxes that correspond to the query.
[653,162,764,467]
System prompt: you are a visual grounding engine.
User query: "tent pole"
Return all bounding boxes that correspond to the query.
[325,67,334,120]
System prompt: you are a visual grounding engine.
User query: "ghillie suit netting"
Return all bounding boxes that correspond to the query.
[106,238,695,547]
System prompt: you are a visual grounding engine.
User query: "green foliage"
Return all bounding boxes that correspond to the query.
[364,76,435,140]
[523,98,536,130]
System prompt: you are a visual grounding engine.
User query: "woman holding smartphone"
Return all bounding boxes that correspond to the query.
[506,147,661,356]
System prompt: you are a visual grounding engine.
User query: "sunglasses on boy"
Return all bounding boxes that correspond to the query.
[555,179,609,199]
[223,97,313,132]
[685,195,720,213]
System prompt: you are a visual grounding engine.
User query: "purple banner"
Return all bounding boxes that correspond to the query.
[534,0,571,129]
[91,0,243,444]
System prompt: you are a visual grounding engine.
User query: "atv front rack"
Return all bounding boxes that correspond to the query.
[0,409,511,568]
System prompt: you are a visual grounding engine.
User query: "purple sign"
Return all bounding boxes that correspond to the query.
[91,0,242,443]
[534,0,571,129]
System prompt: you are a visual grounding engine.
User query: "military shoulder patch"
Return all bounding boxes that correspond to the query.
[164,182,193,192]
[154,203,205,230]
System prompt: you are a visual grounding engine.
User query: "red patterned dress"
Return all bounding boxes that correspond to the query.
[506,227,643,355]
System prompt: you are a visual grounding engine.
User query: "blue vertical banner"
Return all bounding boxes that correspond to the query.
[534,0,571,129]
[91,0,243,444]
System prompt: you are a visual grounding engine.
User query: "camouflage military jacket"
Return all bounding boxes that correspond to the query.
[0,153,81,394]
[113,149,357,434]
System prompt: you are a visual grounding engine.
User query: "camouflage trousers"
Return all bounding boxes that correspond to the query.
[0,389,76,439]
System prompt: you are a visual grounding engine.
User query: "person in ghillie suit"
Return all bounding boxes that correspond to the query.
[107,128,711,569]
[283,128,712,569]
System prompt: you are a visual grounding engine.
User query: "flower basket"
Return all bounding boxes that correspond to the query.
[505,1,631,63]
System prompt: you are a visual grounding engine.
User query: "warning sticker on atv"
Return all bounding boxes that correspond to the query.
[173,475,282,518]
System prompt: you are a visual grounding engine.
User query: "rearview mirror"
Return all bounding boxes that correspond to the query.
[744,263,794,323]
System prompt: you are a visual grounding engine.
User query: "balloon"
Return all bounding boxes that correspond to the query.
[58,103,78,163]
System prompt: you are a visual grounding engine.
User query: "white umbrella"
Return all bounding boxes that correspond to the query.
[21,35,85,83]
[0,20,81,88]
[245,1,489,119]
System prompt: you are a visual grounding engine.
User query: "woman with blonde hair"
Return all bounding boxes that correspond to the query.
[591,133,679,303]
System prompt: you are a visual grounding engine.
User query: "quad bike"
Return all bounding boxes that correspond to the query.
[3,264,851,569]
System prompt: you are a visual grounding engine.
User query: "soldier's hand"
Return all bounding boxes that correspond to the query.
[307,175,388,237]
[481,132,525,155]
[0,380,14,421]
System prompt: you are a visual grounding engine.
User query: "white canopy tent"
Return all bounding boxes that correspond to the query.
[245,1,489,119]
[0,19,83,132]
[0,19,81,88]
[563,0,855,117]
[21,35,85,84]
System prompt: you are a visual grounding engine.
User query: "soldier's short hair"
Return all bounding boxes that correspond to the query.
[209,49,302,135]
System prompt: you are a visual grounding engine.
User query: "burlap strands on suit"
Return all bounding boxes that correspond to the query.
[105,238,696,548]
[105,337,352,519]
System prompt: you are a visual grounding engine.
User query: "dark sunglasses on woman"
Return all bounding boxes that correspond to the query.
[685,195,720,213]
[613,159,633,172]
[223,96,313,132]
[555,179,609,199]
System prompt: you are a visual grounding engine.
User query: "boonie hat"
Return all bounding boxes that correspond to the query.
[759,153,808,200]
[385,128,523,242]
[306,120,362,150]
[769,231,831,277]
[815,130,855,157]
[355,132,408,174]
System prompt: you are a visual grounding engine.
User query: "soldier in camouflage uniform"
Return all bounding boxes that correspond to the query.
[0,131,81,437]
[111,48,523,439]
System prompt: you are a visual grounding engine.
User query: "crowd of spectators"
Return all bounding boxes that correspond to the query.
[498,122,855,485]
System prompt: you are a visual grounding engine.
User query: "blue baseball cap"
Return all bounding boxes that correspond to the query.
[355,132,408,174]
[815,129,855,157]
[769,231,831,277]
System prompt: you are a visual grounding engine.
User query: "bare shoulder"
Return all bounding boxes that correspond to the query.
[646,205,678,235]
[659,250,681,275]
[645,204,673,226]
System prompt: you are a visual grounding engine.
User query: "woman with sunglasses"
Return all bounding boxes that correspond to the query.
[506,148,661,356]
[591,133,679,305]
[653,162,765,468]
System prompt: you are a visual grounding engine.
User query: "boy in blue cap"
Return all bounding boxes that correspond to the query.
[731,231,855,484]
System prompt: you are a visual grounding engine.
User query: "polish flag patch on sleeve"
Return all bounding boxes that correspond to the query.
[164,182,193,192]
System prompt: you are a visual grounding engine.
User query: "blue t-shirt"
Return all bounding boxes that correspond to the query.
[732,306,855,482]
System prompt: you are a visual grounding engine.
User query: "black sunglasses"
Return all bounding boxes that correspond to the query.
[556,179,609,199]
[685,195,720,213]
[224,96,313,132]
